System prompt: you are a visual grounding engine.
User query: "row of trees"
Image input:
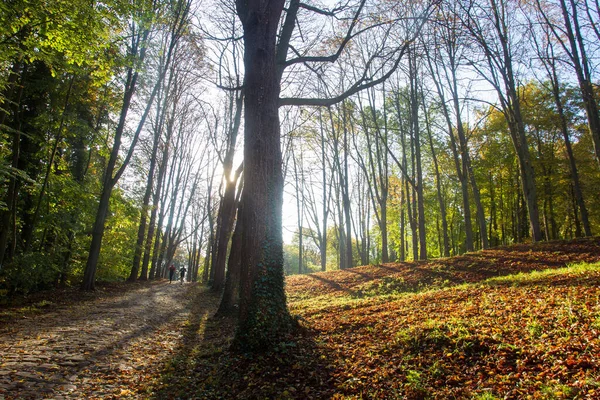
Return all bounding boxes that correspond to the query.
[277,0,600,272]
[286,81,598,272]
[0,0,220,293]
[214,0,600,349]
[1,0,599,350]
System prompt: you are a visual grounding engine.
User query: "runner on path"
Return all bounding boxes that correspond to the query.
[169,264,176,283]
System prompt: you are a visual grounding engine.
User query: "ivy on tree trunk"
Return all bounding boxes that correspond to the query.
[233,0,293,351]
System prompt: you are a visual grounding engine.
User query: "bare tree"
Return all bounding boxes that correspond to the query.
[421,90,451,257]
[354,83,391,262]
[129,1,194,281]
[458,0,543,242]
[302,108,334,271]
[534,0,600,168]
[210,92,243,292]
[423,6,489,250]
[528,13,592,237]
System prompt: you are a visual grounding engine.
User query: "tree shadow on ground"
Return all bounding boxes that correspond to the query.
[303,273,360,297]
[153,287,336,400]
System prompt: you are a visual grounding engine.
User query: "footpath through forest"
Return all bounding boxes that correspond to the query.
[0,281,220,399]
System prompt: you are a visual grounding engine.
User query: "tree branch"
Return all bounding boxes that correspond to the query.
[279,41,411,107]
[282,0,367,68]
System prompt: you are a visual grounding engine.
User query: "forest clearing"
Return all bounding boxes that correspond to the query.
[1,237,599,399]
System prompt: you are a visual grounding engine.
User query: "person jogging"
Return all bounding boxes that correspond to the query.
[179,266,187,284]
[168,264,176,283]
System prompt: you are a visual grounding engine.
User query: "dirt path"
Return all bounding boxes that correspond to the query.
[0,281,212,399]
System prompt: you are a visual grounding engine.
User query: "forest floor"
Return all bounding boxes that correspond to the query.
[1,237,600,399]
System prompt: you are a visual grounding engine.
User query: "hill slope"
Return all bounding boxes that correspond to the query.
[165,238,600,399]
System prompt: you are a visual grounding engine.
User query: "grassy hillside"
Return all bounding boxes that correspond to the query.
[160,238,600,399]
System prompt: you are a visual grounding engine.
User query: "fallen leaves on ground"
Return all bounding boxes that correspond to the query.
[160,237,600,399]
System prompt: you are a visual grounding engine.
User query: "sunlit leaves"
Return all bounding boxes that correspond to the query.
[0,0,126,78]
[144,238,600,399]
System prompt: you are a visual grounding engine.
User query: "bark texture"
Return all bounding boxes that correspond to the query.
[233,0,293,351]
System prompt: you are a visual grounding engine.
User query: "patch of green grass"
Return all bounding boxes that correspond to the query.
[473,391,501,400]
[289,296,352,315]
[428,360,445,379]
[404,369,428,397]
[484,262,600,287]
[527,320,544,338]
[353,275,453,299]
[540,382,579,399]
[290,262,600,320]
[290,290,401,314]
[591,316,600,331]
[393,319,485,357]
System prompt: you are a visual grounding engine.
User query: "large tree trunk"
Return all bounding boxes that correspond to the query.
[233,0,292,351]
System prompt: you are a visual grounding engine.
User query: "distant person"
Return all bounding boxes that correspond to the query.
[179,266,187,284]
[169,264,176,283]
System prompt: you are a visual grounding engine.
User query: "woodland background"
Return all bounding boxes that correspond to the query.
[0,0,599,296]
